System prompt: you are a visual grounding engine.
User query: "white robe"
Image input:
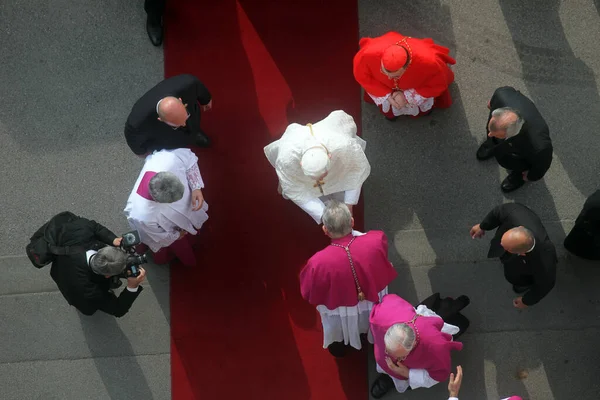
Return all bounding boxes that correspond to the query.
[264,110,370,223]
[124,149,209,252]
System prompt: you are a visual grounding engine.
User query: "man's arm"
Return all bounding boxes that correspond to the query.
[193,76,212,106]
[88,219,118,246]
[294,198,326,224]
[124,123,150,156]
[343,188,361,206]
[95,286,144,317]
[525,146,553,181]
[479,204,510,231]
[522,248,557,306]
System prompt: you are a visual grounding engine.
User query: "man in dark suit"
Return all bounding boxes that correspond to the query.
[145,0,165,46]
[564,189,600,260]
[470,203,557,309]
[49,216,146,317]
[125,74,212,156]
[476,86,553,192]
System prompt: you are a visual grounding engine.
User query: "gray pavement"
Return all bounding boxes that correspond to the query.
[361,0,600,399]
[2,0,600,399]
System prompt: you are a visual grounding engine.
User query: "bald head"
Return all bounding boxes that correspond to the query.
[157,96,189,127]
[501,226,535,254]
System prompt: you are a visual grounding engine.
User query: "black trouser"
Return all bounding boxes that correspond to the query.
[418,293,470,337]
[145,0,166,19]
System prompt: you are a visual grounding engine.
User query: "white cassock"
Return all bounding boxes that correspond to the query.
[124,148,209,252]
[264,110,371,223]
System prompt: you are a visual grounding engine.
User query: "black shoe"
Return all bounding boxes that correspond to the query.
[476,139,496,160]
[371,374,395,399]
[194,131,211,147]
[512,284,531,294]
[385,116,398,122]
[327,341,348,358]
[501,172,525,193]
[146,16,163,46]
[109,276,123,289]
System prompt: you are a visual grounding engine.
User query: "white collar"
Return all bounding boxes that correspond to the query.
[526,238,536,253]
[156,99,164,114]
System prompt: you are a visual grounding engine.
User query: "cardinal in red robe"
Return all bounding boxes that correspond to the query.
[299,200,397,357]
[353,31,455,120]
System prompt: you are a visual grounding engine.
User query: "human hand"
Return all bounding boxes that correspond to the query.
[178,230,188,239]
[126,267,146,289]
[513,297,528,309]
[201,99,213,111]
[470,224,485,239]
[112,237,123,247]
[385,357,409,378]
[448,365,463,397]
[522,171,529,181]
[191,189,204,211]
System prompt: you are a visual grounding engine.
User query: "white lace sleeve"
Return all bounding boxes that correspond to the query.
[185,163,204,191]
[403,89,434,112]
[367,92,392,106]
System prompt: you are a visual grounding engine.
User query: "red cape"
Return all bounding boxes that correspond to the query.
[353,31,455,98]
[299,231,397,309]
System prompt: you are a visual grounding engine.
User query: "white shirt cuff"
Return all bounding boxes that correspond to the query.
[449,397,459,400]
[126,286,139,292]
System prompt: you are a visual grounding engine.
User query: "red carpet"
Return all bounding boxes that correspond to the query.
[164,1,365,399]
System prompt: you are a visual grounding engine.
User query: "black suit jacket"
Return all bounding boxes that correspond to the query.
[564,189,600,259]
[487,86,553,181]
[49,218,143,317]
[480,203,557,305]
[125,74,212,155]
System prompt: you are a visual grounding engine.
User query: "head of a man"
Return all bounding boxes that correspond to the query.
[384,323,416,364]
[300,145,331,180]
[380,45,410,78]
[90,247,128,277]
[501,226,535,255]
[487,107,524,140]
[148,172,185,203]
[321,200,354,237]
[157,96,190,128]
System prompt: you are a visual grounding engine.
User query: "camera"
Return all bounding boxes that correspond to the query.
[118,230,148,278]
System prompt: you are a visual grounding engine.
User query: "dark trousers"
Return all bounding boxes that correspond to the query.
[418,293,470,337]
[145,0,166,19]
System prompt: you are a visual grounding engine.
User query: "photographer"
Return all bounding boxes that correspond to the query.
[47,216,146,317]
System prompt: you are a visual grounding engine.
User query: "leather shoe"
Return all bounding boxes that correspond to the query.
[146,16,163,47]
[194,131,211,148]
[371,374,395,399]
[512,284,531,294]
[327,341,348,358]
[476,139,496,160]
[501,172,525,193]
[385,116,398,122]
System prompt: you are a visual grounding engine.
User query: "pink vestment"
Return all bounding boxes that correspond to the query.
[370,294,462,382]
[300,231,398,309]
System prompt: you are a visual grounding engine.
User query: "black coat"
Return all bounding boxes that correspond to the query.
[480,203,557,306]
[124,74,212,155]
[49,218,143,317]
[564,189,600,260]
[487,86,553,181]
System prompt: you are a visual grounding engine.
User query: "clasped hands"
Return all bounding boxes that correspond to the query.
[388,91,408,109]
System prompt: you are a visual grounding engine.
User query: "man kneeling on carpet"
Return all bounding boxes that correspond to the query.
[124,148,208,267]
[369,293,469,399]
[299,200,397,357]
[264,110,371,224]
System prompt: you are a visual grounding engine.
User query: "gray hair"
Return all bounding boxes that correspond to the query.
[384,323,416,352]
[149,172,185,203]
[322,200,352,238]
[491,107,524,138]
[90,247,128,276]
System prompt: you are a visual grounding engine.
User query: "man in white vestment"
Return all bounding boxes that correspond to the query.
[299,200,397,357]
[124,148,208,267]
[264,110,371,223]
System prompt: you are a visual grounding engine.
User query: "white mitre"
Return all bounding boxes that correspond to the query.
[264,110,371,203]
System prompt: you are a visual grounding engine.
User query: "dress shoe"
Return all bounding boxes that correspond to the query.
[370,374,395,399]
[385,115,398,122]
[501,172,525,193]
[476,139,496,160]
[327,341,348,358]
[146,16,163,47]
[512,284,531,294]
[194,131,211,148]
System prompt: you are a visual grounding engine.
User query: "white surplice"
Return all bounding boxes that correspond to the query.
[124,148,209,252]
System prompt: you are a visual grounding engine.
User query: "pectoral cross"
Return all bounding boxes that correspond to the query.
[313,179,325,196]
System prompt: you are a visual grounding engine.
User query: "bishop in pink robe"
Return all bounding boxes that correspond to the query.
[370,294,463,398]
[299,200,397,356]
